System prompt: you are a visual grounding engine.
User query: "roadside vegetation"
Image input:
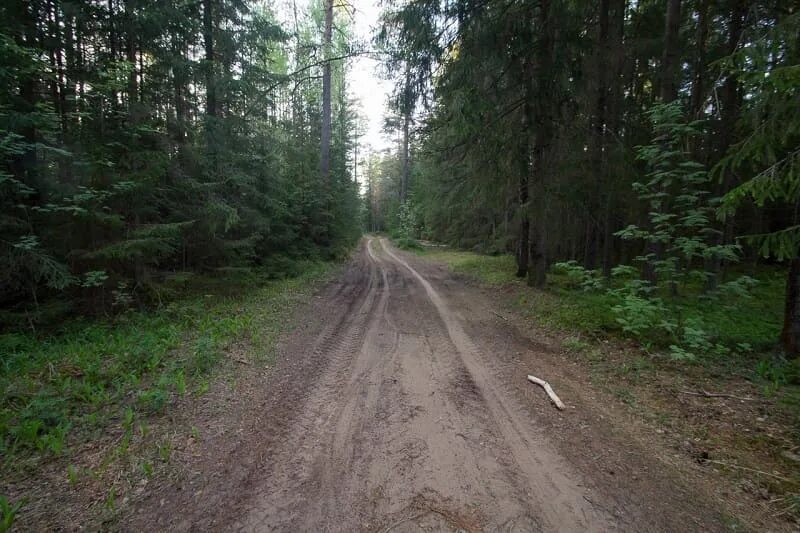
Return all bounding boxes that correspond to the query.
[0,261,335,525]
[1,0,361,525]
[372,4,800,516]
[418,243,800,388]
[412,241,800,519]
[371,2,800,361]
[417,246,787,371]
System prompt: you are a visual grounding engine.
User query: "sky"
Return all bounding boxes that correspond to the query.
[274,0,396,165]
[348,1,396,153]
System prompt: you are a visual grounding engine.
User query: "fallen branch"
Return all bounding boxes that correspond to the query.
[703,459,795,484]
[679,390,758,402]
[527,375,565,410]
[491,310,507,321]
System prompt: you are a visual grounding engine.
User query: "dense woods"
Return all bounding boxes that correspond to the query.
[2,1,800,528]
[0,0,361,328]
[371,0,800,357]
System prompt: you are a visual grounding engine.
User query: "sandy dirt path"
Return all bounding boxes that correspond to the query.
[128,238,729,532]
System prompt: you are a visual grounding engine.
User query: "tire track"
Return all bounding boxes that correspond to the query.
[129,237,734,532]
[379,238,613,531]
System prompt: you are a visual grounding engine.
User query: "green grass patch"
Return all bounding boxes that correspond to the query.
[416,246,787,364]
[418,246,800,416]
[394,237,424,251]
[0,261,334,470]
[544,267,785,352]
[416,247,518,285]
[418,246,783,353]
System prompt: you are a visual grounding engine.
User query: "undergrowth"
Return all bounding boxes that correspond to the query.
[415,245,793,389]
[0,260,333,473]
[417,243,800,522]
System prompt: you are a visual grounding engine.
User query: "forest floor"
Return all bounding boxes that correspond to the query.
[6,237,799,530]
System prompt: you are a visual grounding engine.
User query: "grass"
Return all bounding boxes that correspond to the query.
[419,243,800,412]
[414,244,800,401]
[417,243,800,521]
[0,260,334,474]
[413,248,519,285]
[415,245,784,353]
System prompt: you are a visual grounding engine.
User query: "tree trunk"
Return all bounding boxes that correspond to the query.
[203,0,217,172]
[527,0,553,288]
[782,258,800,357]
[320,0,333,186]
[515,50,532,279]
[400,65,411,203]
[659,0,681,103]
[644,0,681,285]
[107,0,118,110]
[602,0,626,277]
[706,0,746,291]
[125,0,137,106]
[689,0,709,119]
[203,0,216,119]
[587,0,610,271]
[12,0,39,190]
[516,148,530,278]
[173,42,187,145]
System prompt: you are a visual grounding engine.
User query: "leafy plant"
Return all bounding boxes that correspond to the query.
[105,488,116,512]
[0,495,23,532]
[562,336,591,353]
[552,261,603,291]
[67,464,79,486]
[158,440,172,463]
[80,271,109,289]
[615,102,742,293]
[174,371,187,396]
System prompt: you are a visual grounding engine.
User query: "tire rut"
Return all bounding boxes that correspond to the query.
[133,237,707,532]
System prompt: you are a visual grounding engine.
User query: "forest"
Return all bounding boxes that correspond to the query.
[368,0,800,360]
[0,0,364,506]
[2,0,800,529]
[0,0,362,329]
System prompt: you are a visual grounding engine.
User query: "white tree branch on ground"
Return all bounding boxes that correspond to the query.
[527,375,565,410]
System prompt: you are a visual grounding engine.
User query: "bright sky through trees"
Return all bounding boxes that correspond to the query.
[275,0,394,164]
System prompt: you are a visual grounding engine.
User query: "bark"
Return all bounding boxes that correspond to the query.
[717,2,746,159]
[400,65,411,203]
[77,11,84,110]
[660,0,681,103]
[107,0,118,108]
[516,135,530,278]
[602,0,626,277]
[587,0,611,271]
[203,0,216,169]
[527,0,553,288]
[689,0,710,119]
[203,0,216,118]
[171,32,188,162]
[173,42,187,144]
[514,6,533,279]
[706,0,747,291]
[644,0,682,285]
[125,0,137,105]
[12,0,39,190]
[320,0,334,186]
[782,258,800,357]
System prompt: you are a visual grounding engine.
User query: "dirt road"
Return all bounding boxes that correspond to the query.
[130,238,730,531]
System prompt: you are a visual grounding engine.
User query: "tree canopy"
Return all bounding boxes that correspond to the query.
[370,0,800,356]
[0,0,362,326]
